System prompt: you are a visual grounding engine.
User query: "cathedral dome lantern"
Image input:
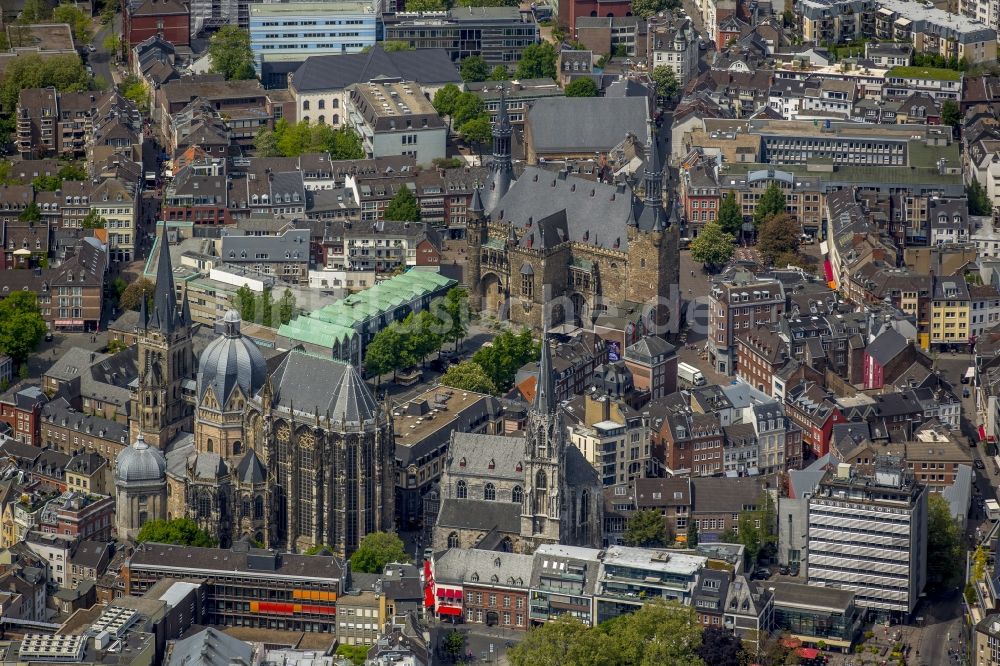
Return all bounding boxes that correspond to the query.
[115,433,166,484]
[197,310,267,409]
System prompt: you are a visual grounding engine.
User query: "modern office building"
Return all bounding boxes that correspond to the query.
[248,0,377,75]
[806,458,928,618]
[593,546,706,624]
[345,81,447,164]
[384,7,538,68]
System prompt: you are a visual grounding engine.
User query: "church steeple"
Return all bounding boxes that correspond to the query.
[483,84,515,214]
[151,224,178,333]
[534,325,555,414]
[640,119,666,231]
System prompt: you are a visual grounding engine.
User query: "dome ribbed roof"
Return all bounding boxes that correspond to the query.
[115,434,166,484]
[197,311,267,407]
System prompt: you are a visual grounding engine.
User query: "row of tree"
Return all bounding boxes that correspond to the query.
[255,119,365,159]
[438,328,539,395]
[232,285,297,327]
[363,287,468,381]
[431,85,493,150]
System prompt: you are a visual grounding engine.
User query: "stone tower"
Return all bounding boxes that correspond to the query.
[132,225,195,448]
[520,326,567,547]
[114,432,167,540]
[465,185,486,305]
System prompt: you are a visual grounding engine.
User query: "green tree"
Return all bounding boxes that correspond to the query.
[604,601,703,666]
[753,182,787,228]
[451,92,486,128]
[460,55,490,82]
[0,54,89,112]
[330,125,365,159]
[973,544,988,583]
[82,209,106,229]
[52,3,91,44]
[58,163,86,181]
[31,175,61,191]
[121,75,150,115]
[232,284,256,322]
[459,115,492,154]
[471,327,538,393]
[515,42,558,80]
[349,531,411,573]
[103,34,122,58]
[257,287,274,327]
[112,276,128,301]
[736,492,776,568]
[0,291,47,363]
[432,83,462,117]
[304,543,335,555]
[135,518,218,547]
[565,77,598,97]
[364,324,400,383]
[440,360,498,394]
[208,25,256,80]
[967,176,993,216]
[254,127,282,157]
[508,615,616,666]
[408,310,442,368]
[623,509,670,547]
[442,630,466,662]
[19,0,52,23]
[440,287,468,350]
[120,278,154,311]
[629,0,678,18]
[695,626,743,666]
[651,65,679,99]
[686,520,699,547]
[690,222,735,267]
[107,339,128,354]
[488,65,509,80]
[383,184,421,221]
[335,645,368,666]
[757,213,801,264]
[942,99,960,128]
[382,40,415,52]
[404,0,446,9]
[18,202,40,223]
[277,288,295,325]
[0,162,20,185]
[927,493,962,589]
[716,192,743,237]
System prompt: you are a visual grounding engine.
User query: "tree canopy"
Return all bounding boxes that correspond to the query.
[716,192,743,237]
[349,531,411,573]
[208,26,256,80]
[254,119,364,159]
[232,284,256,323]
[690,222,735,267]
[0,54,89,112]
[629,0,680,18]
[382,40,415,52]
[383,184,421,221]
[460,55,490,82]
[753,183,787,228]
[565,78,598,97]
[440,286,468,350]
[120,278,155,311]
[439,360,498,394]
[967,176,993,216]
[459,115,492,148]
[695,626,743,666]
[516,42,558,80]
[432,83,462,117]
[53,4,92,44]
[136,518,218,547]
[82,209,106,229]
[0,291,47,363]
[508,601,703,666]
[121,75,150,115]
[471,328,538,394]
[942,99,960,128]
[756,213,801,265]
[735,492,776,568]
[488,65,509,80]
[451,92,487,128]
[403,0,446,9]
[927,493,962,589]
[651,65,679,99]
[623,509,670,547]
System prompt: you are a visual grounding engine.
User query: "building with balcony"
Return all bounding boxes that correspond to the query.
[771,582,863,652]
[707,270,785,375]
[528,544,600,626]
[806,458,927,617]
[931,276,971,349]
[594,546,706,624]
[345,81,447,165]
[647,14,698,90]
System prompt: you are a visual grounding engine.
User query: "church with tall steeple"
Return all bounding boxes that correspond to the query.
[113,225,395,557]
[467,98,680,336]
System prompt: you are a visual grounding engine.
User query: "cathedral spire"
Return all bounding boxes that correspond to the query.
[534,323,555,414]
[139,286,149,330]
[469,182,484,216]
[643,119,665,231]
[151,224,178,333]
[483,84,514,214]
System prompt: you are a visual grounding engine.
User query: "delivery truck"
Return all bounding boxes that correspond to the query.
[677,362,707,387]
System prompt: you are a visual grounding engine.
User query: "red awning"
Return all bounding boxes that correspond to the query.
[424,560,431,579]
[797,648,819,659]
[980,425,987,442]
[424,588,434,608]
[823,260,834,283]
[456,591,463,600]
[446,589,455,599]
[438,605,462,616]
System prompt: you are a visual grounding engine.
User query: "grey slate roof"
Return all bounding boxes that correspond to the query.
[447,432,524,481]
[691,476,765,514]
[266,350,380,425]
[493,168,646,252]
[527,97,648,154]
[197,311,267,404]
[436,497,521,534]
[433,548,533,588]
[291,46,461,93]
[167,627,252,666]
[221,229,309,263]
[235,449,265,484]
[866,328,908,365]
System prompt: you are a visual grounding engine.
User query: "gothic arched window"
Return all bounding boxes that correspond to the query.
[484,483,496,501]
[206,439,214,453]
[581,489,590,525]
[197,494,211,518]
[233,440,242,455]
[242,498,251,518]
[254,495,264,520]
[512,485,523,504]
[448,532,459,548]
[536,470,547,489]
[457,480,467,499]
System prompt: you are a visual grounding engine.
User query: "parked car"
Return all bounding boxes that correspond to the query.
[752,568,771,580]
[976,459,986,470]
[789,562,800,576]
[44,332,53,342]
[778,565,789,575]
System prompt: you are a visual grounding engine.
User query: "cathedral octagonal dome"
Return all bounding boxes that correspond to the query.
[116,434,167,484]
[197,310,267,407]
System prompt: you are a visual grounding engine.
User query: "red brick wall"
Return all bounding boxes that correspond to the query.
[559,0,631,32]
[127,13,190,48]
